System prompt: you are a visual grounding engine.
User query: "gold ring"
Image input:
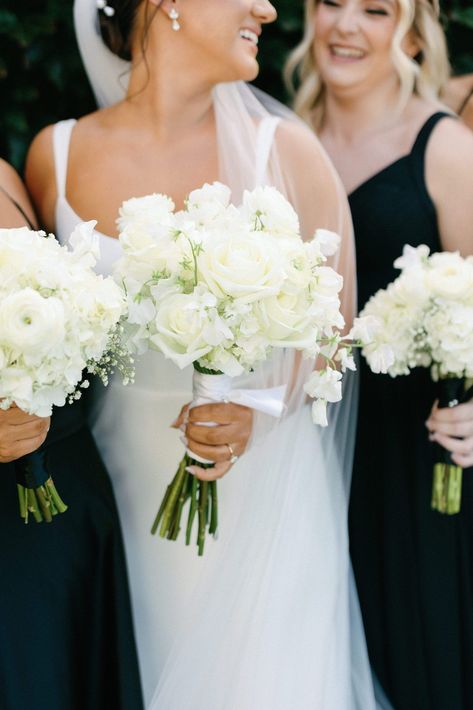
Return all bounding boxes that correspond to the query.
[226,443,238,465]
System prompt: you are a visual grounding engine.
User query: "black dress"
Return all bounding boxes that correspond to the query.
[349,112,473,710]
[0,197,144,709]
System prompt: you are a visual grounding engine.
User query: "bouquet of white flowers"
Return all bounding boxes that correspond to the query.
[0,223,133,523]
[356,244,473,514]
[115,182,354,554]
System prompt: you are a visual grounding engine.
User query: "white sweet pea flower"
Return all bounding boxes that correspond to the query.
[394,244,430,271]
[349,315,382,344]
[68,220,100,267]
[364,343,395,374]
[335,347,357,372]
[311,398,328,427]
[304,367,343,403]
[313,229,341,258]
[241,186,300,238]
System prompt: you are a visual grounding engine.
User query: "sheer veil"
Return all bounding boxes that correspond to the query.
[73,2,377,708]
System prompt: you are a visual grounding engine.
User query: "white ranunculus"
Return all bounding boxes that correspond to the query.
[304,367,342,403]
[0,289,65,357]
[313,229,341,257]
[241,186,300,238]
[426,251,473,301]
[185,182,232,225]
[150,287,222,369]
[198,231,285,303]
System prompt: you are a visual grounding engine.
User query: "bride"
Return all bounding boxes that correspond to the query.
[27,1,377,707]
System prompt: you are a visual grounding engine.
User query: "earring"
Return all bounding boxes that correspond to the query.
[96,0,115,17]
[169,7,181,32]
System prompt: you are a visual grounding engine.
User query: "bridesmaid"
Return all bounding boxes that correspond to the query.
[0,159,143,709]
[287,1,473,709]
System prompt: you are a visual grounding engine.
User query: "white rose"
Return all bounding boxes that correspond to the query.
[0,289,65,357]
[241,186,300,238]
[150,287,223,369]
[198,231,285,303]
[313,229,341,257]
[303,367,343,403]
[257,291,317,348]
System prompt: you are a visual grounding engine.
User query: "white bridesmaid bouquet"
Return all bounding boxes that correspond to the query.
[0,223,133,523]
[115,182,354,554]
[356,244,473,514]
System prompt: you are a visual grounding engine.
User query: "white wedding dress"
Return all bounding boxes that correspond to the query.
[53,108,378,709]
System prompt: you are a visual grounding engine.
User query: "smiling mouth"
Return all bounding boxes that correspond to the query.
[330,45,366,59]
[239,29,259,46]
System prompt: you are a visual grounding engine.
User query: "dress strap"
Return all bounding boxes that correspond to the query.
[255,116,280,186]
[410,112,452,157]
[458,87,473,117]
[52,119,77,199]
[0,186,35,229]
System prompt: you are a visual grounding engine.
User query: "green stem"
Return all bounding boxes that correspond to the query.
[45,478,68,514]
[169,472,191,541]
[35,486,53,523]
[17,484,27,522]
[159,457,188,538]
[27,488,42,523]
[151,482,174,535]
[186,473,199,546]
[197,481,209,557]
[209,481,218,536]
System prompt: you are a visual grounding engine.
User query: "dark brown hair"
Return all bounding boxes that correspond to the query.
[98,0,162,61]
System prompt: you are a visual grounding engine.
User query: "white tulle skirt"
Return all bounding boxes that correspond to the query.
[90,351,377,709]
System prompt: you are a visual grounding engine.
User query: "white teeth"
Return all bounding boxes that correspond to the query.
[239,29,259,45]
[331,46,365,58]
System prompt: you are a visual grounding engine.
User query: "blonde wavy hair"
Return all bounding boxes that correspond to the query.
[285,0,451,129]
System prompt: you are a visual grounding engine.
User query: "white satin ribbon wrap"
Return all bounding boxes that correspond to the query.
[187,371,287,464]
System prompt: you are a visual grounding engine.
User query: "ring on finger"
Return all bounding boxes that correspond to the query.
[226,443,239,465]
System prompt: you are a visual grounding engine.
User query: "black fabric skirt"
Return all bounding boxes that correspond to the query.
[0,401,144,710]
[350,364,473,710]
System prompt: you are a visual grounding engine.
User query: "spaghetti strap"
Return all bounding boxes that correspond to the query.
[255,116,280,186]
[458,87,473,117]
[0,186,35,229]
[52,119,77,199]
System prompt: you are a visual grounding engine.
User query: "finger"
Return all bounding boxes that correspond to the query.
[428,400,473,425]
[186,421,242,446]
[186,439,239,464]
[452,452,473,468]
[0,407,40,426]
[11,418,50,443]
[171,403,190,430]
[431,432,473,456]
[186,461,233,481]
[0,433,46,463]
[426,418,473,439]
[188,403,250,425]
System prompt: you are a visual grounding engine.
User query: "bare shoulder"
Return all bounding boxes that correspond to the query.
[0,159,37,228]
[427,116,473,177]
[25,124,59,231]
[274,118,338,186]
[441,74,473,113]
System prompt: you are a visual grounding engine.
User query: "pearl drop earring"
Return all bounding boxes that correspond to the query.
[169,7,181,32]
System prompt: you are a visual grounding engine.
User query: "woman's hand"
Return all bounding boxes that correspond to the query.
[0,405,50,464]
[426,400,473,468]
[172,403,253,481]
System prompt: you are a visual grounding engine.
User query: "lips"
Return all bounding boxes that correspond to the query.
[330,45,366,59]
[239,28,260,46]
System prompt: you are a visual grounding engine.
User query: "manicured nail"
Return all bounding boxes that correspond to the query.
[179,435,188,446]
[185,466,199,476]
[170,418,179,428]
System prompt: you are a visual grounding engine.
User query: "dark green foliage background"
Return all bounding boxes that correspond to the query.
[0,0,472,170]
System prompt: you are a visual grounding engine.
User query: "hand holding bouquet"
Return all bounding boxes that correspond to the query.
[356,244,473,514]
[115,182,353,554]
[0,223,133,523]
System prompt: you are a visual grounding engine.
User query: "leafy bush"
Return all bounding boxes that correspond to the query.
[0,0,472,170]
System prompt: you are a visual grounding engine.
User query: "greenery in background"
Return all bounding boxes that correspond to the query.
[0,0,472,171]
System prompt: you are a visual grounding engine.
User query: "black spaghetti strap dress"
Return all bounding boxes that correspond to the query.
[349,112,473,710]
[0,193,144,710]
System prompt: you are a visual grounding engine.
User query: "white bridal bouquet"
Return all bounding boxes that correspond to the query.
[115,182,355,555]
[357,244,473,514]
[0,223,133,523]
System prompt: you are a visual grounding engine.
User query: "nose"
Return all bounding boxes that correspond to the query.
[334,5,359,34]
[253,0,277,24]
